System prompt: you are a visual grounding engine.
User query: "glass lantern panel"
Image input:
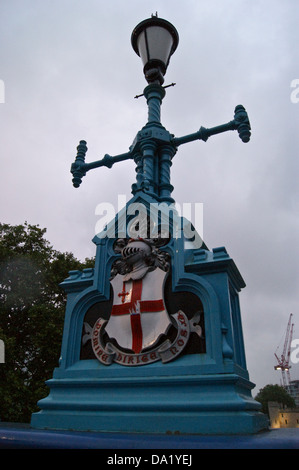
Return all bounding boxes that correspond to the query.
[137,26,174,67]
[136,31,148,66]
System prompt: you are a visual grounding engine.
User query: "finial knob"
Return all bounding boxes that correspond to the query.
[234,105,251,143]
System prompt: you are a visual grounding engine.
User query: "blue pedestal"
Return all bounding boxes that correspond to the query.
[31,370,267,434]
[31,196,268,435]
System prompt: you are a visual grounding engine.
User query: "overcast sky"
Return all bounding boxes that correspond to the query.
[0,0,298,394]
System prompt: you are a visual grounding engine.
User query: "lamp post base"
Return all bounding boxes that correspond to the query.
[31,200,268,436]
[31,367,268,435]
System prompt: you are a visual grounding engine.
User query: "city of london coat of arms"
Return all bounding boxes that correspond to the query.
[82,238,203,366]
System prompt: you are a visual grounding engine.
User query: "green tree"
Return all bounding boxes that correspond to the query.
[255,384,296,415]
[0,222,94,423]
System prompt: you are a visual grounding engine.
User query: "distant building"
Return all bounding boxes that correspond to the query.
[268,401,299,429]
[286,380,299,406]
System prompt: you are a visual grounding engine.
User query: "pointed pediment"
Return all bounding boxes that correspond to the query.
[93,192,205,250]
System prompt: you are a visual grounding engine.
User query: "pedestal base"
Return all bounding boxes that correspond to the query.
[31,370,268,435]
[31,233,268,436]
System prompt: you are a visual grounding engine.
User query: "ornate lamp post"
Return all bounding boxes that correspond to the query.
[71,14,251,205]
[32,15,268,436]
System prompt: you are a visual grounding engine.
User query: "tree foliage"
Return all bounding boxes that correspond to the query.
[255,384,296,415]
[0,222,94,423]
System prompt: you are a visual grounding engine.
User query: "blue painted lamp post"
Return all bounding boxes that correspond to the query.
[31,15,268,434]
[71,15,250,202]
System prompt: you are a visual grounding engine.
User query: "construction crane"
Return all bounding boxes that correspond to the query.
[274,313,294,388]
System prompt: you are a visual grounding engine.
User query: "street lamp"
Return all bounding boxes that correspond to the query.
[71,16,251,202]
[33,14,267,438]
[131,14,179,85]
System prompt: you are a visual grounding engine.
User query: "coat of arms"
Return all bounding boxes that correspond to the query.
[82,238,203,366]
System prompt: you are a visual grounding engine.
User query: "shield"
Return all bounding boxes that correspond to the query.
[105,267,172,353]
